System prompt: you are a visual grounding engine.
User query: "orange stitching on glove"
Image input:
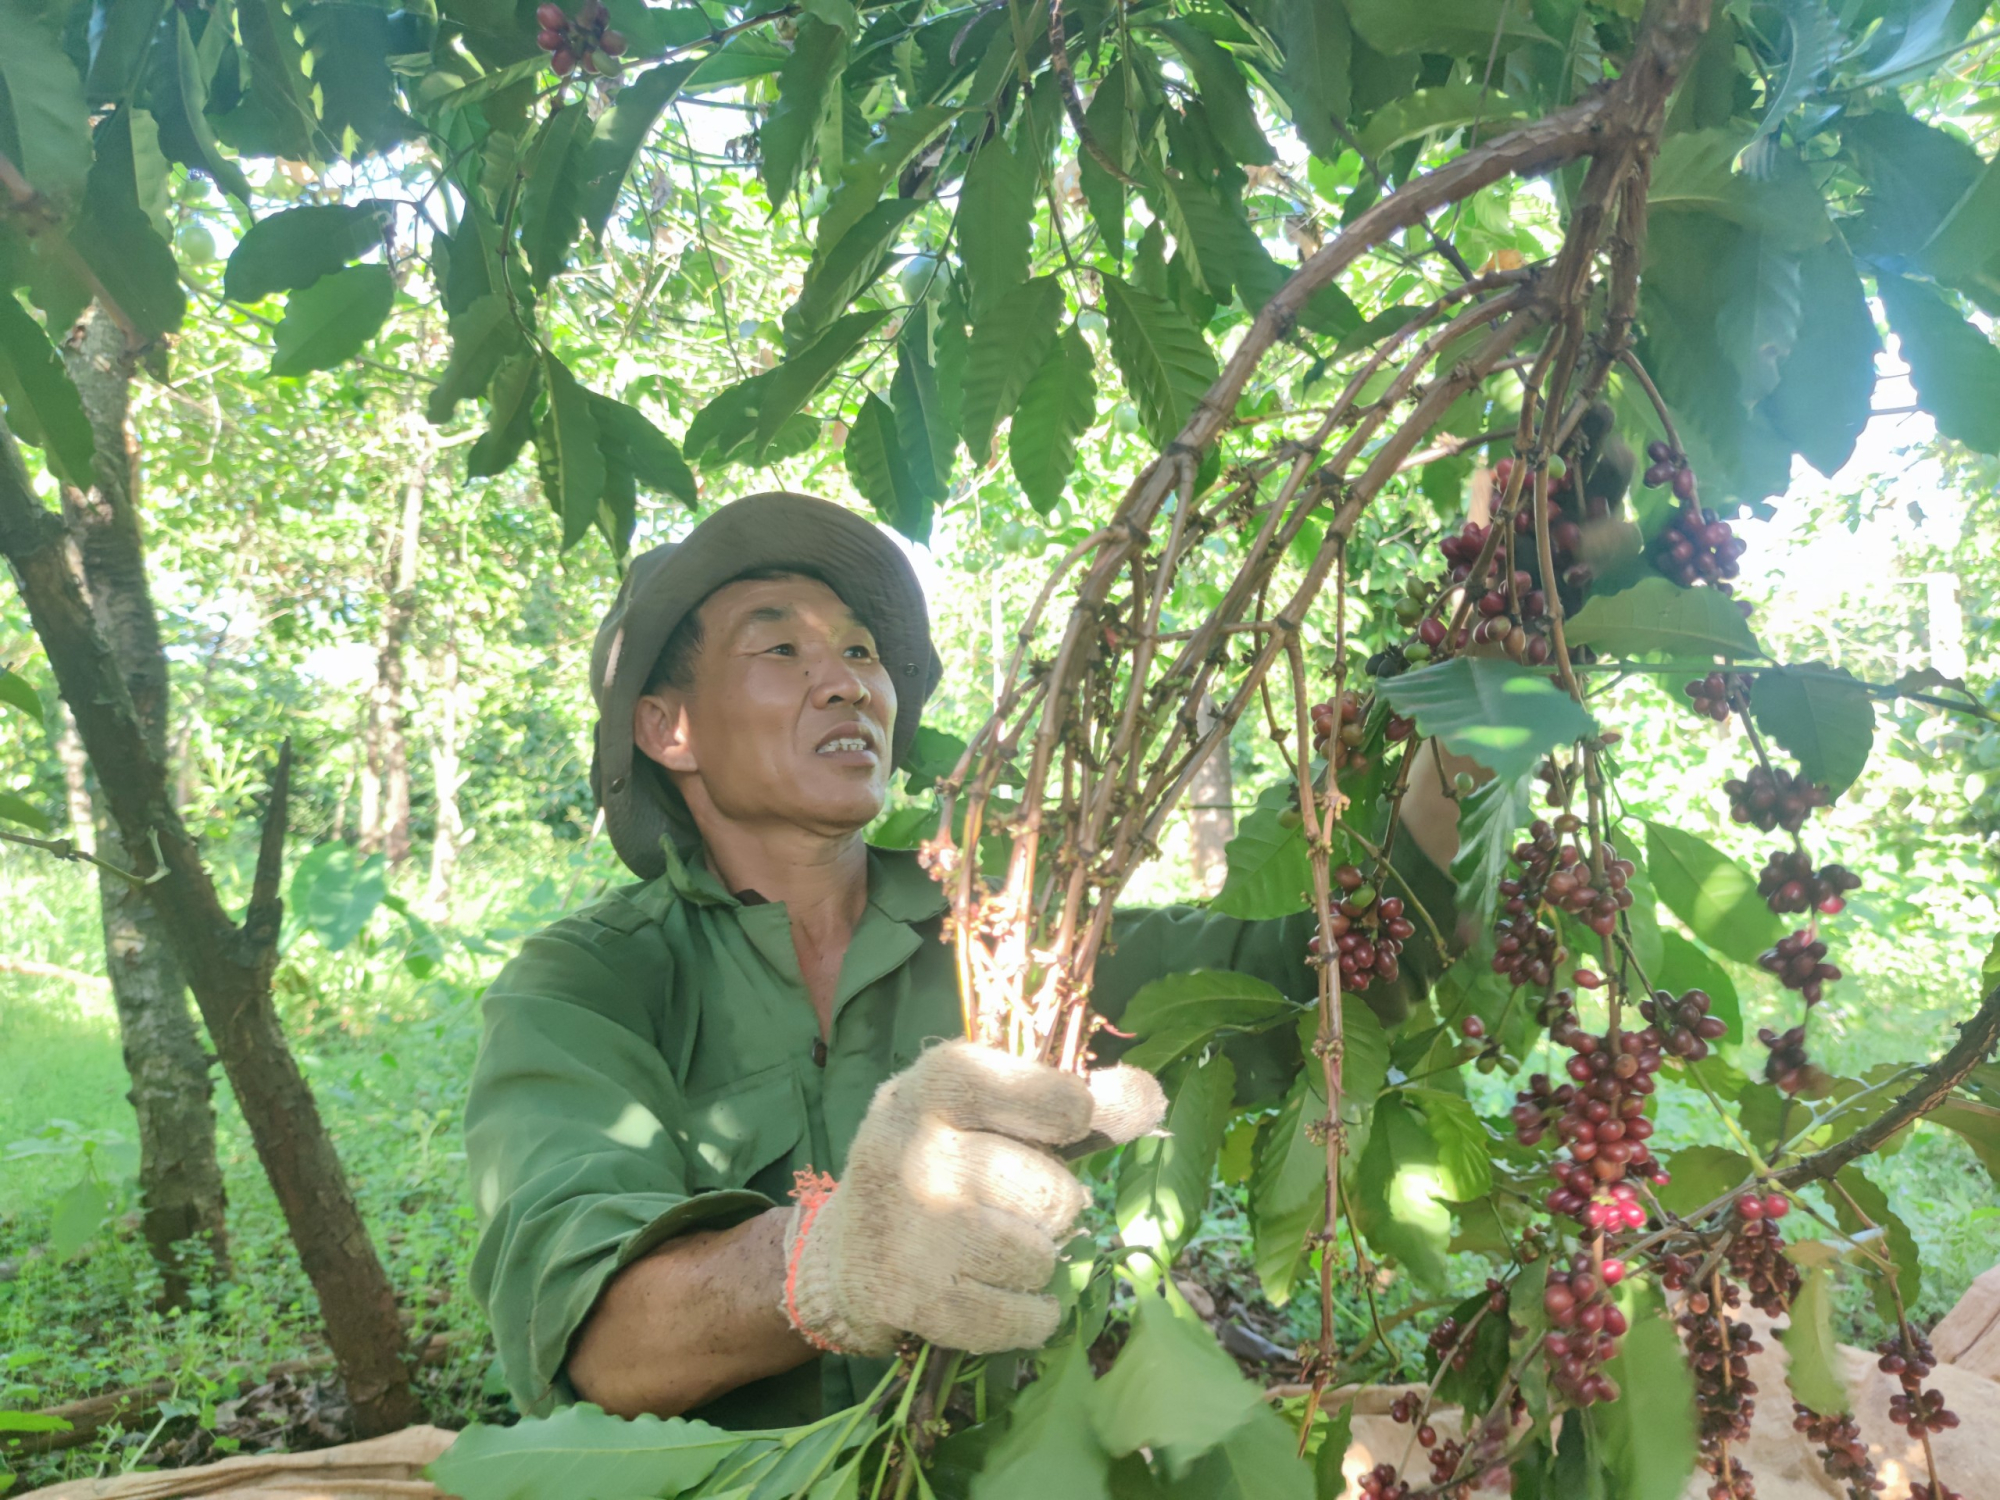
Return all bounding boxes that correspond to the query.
[784,1169,844,1352]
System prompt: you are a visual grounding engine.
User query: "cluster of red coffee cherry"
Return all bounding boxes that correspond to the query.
[535,0,626,75]
[1726,766,1833,832]
[1757,851,1861,915]
[1356,1463,1412,1499]
[1544,1252,1630,1405]
[1879,1329,1961,1441]
[1682,1283,1761,1500]
[1638,986,1729,1061]
[1643,443,1748,591]
[1756,928,1843,1010]
[1306,864,1413,991]
[1725,1193,1801,1317]
[1684,671,1750,723]
[1511,994,1665,1226]
[1793,1405,1884,1499]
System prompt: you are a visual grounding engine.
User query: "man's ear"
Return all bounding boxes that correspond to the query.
[633,691,698,774]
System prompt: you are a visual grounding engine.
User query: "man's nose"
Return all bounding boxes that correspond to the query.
[811,650,870,708]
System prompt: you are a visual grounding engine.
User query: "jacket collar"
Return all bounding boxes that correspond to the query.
[654,835,949,924]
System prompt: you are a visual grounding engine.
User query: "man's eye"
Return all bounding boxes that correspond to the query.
[767,643,796,656]
[846,644,874,660]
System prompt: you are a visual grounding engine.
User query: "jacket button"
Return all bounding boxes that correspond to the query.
[811,1038,828,1068]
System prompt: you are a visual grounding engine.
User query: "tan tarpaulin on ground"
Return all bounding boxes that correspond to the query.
[19,1428,455,1500]
[23,1267,2000,1500]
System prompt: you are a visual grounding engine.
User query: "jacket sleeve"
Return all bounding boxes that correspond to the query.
[464,902,773,1415]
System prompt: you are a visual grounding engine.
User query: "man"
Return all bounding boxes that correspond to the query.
[465,492,1456,1428]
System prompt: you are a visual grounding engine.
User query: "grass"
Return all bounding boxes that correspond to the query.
[1,824,1996,1493]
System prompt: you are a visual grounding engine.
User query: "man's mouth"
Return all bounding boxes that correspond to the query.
[816,726,878,756]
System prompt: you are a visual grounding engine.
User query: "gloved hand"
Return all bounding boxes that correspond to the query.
[780,1040,1165,1357]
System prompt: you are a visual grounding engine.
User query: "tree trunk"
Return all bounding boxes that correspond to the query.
[424,629,468,921]
[0,403,419,1436]
[361,435,428,865]
[1188,693,1235,898]
[55,705,93,855]
[57,307,230,1306]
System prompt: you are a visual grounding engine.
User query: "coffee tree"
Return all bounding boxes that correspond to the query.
[6,0,2000,1491]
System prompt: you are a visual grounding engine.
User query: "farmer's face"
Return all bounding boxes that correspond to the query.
[634,576,897,838]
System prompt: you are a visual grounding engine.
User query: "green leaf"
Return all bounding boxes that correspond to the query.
[589,395,696,508]
[817,105,958,253]
[232,0,320,162]
[1920,148,2000,311]
[1654,931,1743,1046]
[760,17,849,209]
[1409,1088,1492,1202]
[1267,0,1351,164]
[290,844,386,952]
[1449,769,1536,930]
[1211,790,1312,920]
[970,1344,1110,1500]
[1158,1401,1314,1500]
[1829,1164,1919,1323]
[0,792,51,833]
[845,392,930,544]
[0,294,95,488]
[1078,64,1131,262]
[71,110,185,341]
[0,667,39,720]
[426,295,524,426]
[1842,110,1984,261]
[427,1402,749,1500]
[1093,1295,1263,1472]
[1743,0,1842,150]
[1010,326,1098,514]
[1643,821,1783,966]
[683,373,769,467]
[1717,231,1803,407]
[1354,84,1532,161]
[961,276,1063,465]
[1353,1095,1450,1288]
[1758,235,1880,477]
[1099,276,1219,447]
[1749,666,1875,796]
[784,199,920,348]
[959,137,1036,320]
[1563,578,1764,660]
[1877,272,2000,453]
[1119,970,1295,1074]
[84,0,168,104]
[171,13,253,203]
[1248,1071,1325,1305]
[0,1411,72,1433]
[1377,658,1595,783]
[1311,1399,1353,1500]
[1140,166,1278,308]
[269,265,395,378]
[467,355,540,479]
[1144,19,1272,166]
[755,308,890,458]
[1655,1144,1752,1220]
[1117,1054,1235,1270]
[1929,1097,2000,1187]
[1648,130,1831,251]
[1778,1263,1848,1414]
[0,0,92,200]
[892,311,951,503]
[1592,1295,1697,1500]
[1347,0,1551,56]
[48,1177,110,1260]
[299,2,406,156]
[224,201,395,304]
[537,349,607,549]
[1334,992,1391,1117]
[519,102,591,288]
[579,59,703,239]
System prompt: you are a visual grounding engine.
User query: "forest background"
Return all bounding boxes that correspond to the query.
[1,0,2000,1492]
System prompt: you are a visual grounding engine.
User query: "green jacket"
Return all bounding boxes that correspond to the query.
[465,840,1316,1427]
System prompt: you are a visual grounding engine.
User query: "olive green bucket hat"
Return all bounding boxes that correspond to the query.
[590,491,942,879]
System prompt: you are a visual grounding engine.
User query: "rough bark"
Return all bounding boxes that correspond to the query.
[57,306,229,1305]
[361,435,429,865]
[1186,693,1234,898]
[0,415,420,1436]
[55,704,93,854]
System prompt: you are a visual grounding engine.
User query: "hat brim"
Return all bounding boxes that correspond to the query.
[594,492,941,879]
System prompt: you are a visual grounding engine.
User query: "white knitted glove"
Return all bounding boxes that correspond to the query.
[781,1041,1165,1358]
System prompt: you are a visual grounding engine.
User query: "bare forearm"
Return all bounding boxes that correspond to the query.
[566,1207,814,1418]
